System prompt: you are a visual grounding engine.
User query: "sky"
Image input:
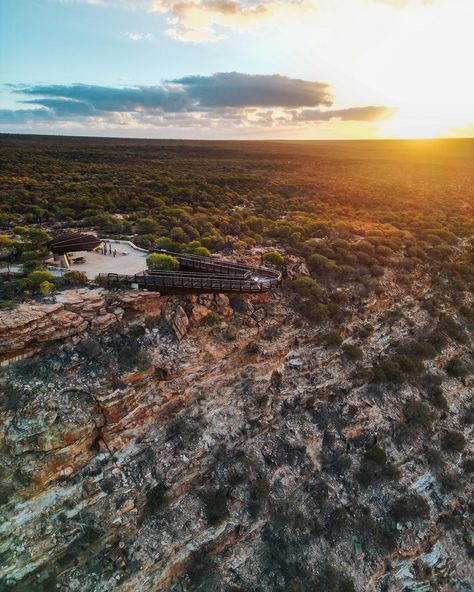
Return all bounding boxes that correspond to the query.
[0,0,473,139]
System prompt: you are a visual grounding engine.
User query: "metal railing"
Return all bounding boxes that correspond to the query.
[98,250,282,294]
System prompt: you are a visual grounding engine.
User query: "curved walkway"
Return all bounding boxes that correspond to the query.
[100,250,282,294]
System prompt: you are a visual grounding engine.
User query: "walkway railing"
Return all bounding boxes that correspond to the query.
[98,250,282,294]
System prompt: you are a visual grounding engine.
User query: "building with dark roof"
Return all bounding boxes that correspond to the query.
[47,232,102,255]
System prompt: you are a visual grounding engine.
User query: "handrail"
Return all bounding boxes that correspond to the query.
[97,250,282,294]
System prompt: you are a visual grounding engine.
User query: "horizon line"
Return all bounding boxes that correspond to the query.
[1,131,473,143]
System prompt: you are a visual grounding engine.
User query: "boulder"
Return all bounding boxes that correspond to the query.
[190,304,211,326]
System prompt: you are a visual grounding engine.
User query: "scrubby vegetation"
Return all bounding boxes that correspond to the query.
[146,252,180,271]
[0,136,473,592]
[1,137,474,328]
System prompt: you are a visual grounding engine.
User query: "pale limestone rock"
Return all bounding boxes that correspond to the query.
[91,313,118,333]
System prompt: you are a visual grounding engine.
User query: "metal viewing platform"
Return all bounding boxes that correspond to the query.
[98,250,282,294]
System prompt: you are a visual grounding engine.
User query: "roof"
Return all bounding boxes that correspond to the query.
[47,232,102,254]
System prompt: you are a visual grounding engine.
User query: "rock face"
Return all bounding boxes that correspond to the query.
[0,280,473,592]
[0,289,169,366]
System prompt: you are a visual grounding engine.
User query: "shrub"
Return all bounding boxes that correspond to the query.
[21,259,43,274]
[308,253,336,273]
[462,458,474,473]
[118,345,152,372]
[403,400,434,428]
[356,452,398,487]
[342,344,363,361]
[39,280,55,298]
[28,270,55,288]
[325,331,343,346]
[331,290,348,304]
[393,354,424,376]
[392,494,430,522]
[427,385,448,410]
[129,324,146,338]
[166,416,201,449]
[0,483,14,506]
[364,446,387,466]
[425,448,445,470]
[204,312,220,326]
[146,253,179,271]
[94,274,112,287]
[201,488,228,525]
[372,360,405,383]
[245,341,262,355]
[63,270,88,286]
[76,338,101,359]
[272,504,314,532]
[291,276,322,299]
[411,340,437,360]
[250,477,271,500]
[382,463,401,481]
[441,430,466,453]
[263,251,285,266]
[192,246,212,257]
[356,324,373,339]
[439,471,463,492]
[146,480,169,513]
[463,406,474,424]
[446,357,470,378]
[438,314,468,344]
[312,565,356,592]
[300,302,329,323]
[186,552,219,589]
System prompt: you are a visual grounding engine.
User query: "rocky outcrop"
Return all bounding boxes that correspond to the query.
[0,289,164,366]
[0,303,89,365]
[164,304,190,339]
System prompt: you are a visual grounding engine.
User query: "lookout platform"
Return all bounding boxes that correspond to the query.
[99,250,282,294]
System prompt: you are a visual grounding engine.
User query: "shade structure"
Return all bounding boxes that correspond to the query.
[47,232,101,254]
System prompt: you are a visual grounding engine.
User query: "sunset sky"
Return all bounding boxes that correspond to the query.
[1,0,473,139]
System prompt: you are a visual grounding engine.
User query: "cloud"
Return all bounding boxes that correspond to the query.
[8,73,332,115]
[59,0,315,42]
[124,31,152,40]
[57,0,437,42]
[172,73,332,108]
[295,106,396,121]
[0,73,393,135]
[153,0,315,42]
[16,82,191,113]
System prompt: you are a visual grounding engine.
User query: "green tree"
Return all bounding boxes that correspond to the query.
[146,253,179,271]
[28,270,55,289]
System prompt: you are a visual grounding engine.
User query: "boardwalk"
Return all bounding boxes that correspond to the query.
[99,250,282,294]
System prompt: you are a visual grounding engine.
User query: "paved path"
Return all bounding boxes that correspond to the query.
[68,240,148,279]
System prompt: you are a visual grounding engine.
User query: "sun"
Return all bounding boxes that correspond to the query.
[379,105,474,140]
[342,0,474,140]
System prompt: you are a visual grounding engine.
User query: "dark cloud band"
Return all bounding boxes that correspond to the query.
[0,72,392,128]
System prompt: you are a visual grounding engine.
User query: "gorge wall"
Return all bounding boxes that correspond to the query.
[0,280,473,591]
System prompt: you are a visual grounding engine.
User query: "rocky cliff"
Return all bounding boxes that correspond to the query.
[0,281,472,591]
